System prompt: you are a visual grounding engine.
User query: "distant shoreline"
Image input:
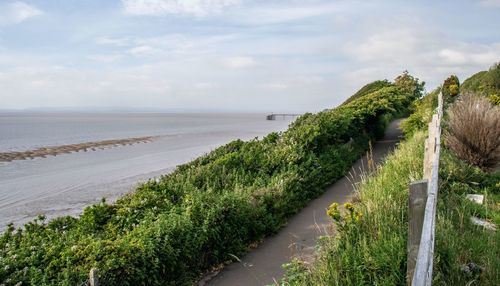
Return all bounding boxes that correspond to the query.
[0,135,161,162]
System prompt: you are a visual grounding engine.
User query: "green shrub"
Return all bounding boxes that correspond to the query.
[461,62,500,105]
[443,75,460,98]
[342,80,392,105]
[400,87,439,137]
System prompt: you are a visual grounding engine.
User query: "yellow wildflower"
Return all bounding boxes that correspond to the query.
[327,202,341,221]
[344,202,355,212]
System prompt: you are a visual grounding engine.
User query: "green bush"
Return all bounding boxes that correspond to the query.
[342,80,392,105]
[400,87,439,137]
[443,75,460,98]
[0,75,422,285]
[461,63,500,105]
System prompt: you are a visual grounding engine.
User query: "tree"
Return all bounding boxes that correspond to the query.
[394,71,425,101]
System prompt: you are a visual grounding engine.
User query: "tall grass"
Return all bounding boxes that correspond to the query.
[444,93,500,171]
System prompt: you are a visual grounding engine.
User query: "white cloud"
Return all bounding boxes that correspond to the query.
[345,26,500,69]
[0,1,42,26]
[128,45,161,56]
[195,82,218,89]
[87,53,123,63]
[439,45,500,65]
[223,56,256,68]
[294,76,324,85]
[342,23,500,95]
[345,28,430,63]
[263,83,288,90]
[122,0,241,16]
[438,49,468,64]
[230,3,342,25]
[95,36,132,46]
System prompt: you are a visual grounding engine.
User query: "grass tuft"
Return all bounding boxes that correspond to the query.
[444,93,500,172]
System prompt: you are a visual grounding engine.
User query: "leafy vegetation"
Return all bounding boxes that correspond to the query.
[0,75,422,285]
[461,63,500,105]
[443,75,460,99]
[342,80,392,105]
[400,87,439,137]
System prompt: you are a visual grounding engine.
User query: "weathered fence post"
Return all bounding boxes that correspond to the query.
[407,180,428,285]
[423,116,437,180]
[89,268,99,286]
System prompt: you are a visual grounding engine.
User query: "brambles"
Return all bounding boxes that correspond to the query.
[444,93,500,171]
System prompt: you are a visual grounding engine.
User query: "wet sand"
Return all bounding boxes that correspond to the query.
[0,136,160,162]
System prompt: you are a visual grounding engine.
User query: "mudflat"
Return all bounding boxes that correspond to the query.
[0,135,160,162]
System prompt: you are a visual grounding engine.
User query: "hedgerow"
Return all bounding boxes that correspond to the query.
[0,75,421,285]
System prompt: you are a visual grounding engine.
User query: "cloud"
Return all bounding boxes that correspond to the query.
[263,83,288,90]
[128,45,161,56]
[122,0,241,16]
[223,56,256,68]
[87,54,123,63]
[345,28,432,63]
[0,1,42,26]
[229,2,342,25]
[195,82,218,89]
[95,36,132,46]
[341,23,500,94]
[294,76,324,85]
[439,45,500,65]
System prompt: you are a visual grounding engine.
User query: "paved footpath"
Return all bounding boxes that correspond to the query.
[206,119,403,286]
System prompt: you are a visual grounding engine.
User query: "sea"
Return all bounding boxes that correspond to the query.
[0,112,294,230]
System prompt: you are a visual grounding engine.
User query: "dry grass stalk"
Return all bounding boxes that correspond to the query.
[444,93,500,171]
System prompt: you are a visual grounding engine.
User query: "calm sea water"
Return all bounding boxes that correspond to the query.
[0,112,293,229]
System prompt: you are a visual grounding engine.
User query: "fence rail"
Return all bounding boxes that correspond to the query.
[407,92,443,286]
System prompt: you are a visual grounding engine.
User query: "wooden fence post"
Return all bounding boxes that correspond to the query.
[89,268,99,286]
[423,116,437,180]
[407,180,428,285]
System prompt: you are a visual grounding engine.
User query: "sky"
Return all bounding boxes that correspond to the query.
[0,0,499,112]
